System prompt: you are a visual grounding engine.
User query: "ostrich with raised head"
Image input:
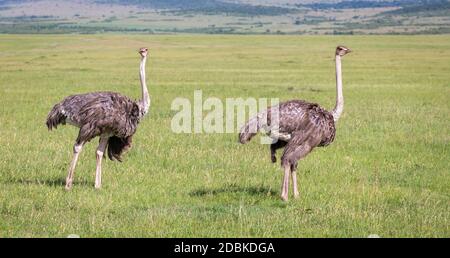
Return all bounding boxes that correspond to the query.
[46,47,151,190]
[239,46,351,201]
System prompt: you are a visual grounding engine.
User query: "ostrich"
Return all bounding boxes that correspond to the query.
[239,46,351,201]
[46,47,150,190]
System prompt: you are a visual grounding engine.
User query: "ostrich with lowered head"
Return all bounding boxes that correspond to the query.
[46,47,151,190]
[239,46,351,201]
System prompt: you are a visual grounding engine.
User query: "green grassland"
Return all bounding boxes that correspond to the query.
[0,34,449,237]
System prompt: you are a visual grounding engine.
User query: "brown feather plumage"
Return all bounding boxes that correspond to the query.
[239,99,336,165]
[46,91,142,161]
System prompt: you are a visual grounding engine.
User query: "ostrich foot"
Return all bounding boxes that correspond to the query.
[281,194,288,202]
[94,175,102,189]
[65,181,73,190]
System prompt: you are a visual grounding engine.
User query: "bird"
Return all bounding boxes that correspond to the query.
[239,46,351,201]
[46,47,151,190]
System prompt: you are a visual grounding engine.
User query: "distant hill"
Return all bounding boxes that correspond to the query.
[95,0,295,15]
[299,0,450,11]
[299,0,408,9]
[383,0,450,15]
[0,0,449,34]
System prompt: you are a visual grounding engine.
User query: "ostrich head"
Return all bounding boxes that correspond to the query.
[139,47,148,58]
[336,46,351,56]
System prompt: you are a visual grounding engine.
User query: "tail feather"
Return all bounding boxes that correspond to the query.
[239,116,260,144]
[107,136,132,162]
[46,103,66,130]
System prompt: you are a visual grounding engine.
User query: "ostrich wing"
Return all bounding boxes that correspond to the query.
[240,100,335,144]
[271,100,335,146]
[76,93,140,144]
[268,100,318,135]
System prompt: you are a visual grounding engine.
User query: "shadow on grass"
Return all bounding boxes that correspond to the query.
[190,184,278,197]
[3,177,91,188]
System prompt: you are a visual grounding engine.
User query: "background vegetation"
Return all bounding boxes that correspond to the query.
[0,0,449,34]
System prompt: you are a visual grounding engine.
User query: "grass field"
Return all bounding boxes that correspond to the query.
[0,34,449,237]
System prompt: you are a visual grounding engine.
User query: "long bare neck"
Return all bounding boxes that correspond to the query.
[139,56,150,116]
[331,55,343,122]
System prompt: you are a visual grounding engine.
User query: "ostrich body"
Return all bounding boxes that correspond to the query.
[239,46,351,201]
[46,48,150,190]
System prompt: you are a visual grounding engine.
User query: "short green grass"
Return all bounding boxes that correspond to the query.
[0,35,449,237]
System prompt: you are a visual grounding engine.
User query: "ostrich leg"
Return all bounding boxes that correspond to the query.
[280,132,314,201]
[291,164,299,198]
[94,137,108,189]
[281,165,290,201]
[65,142,84,190]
